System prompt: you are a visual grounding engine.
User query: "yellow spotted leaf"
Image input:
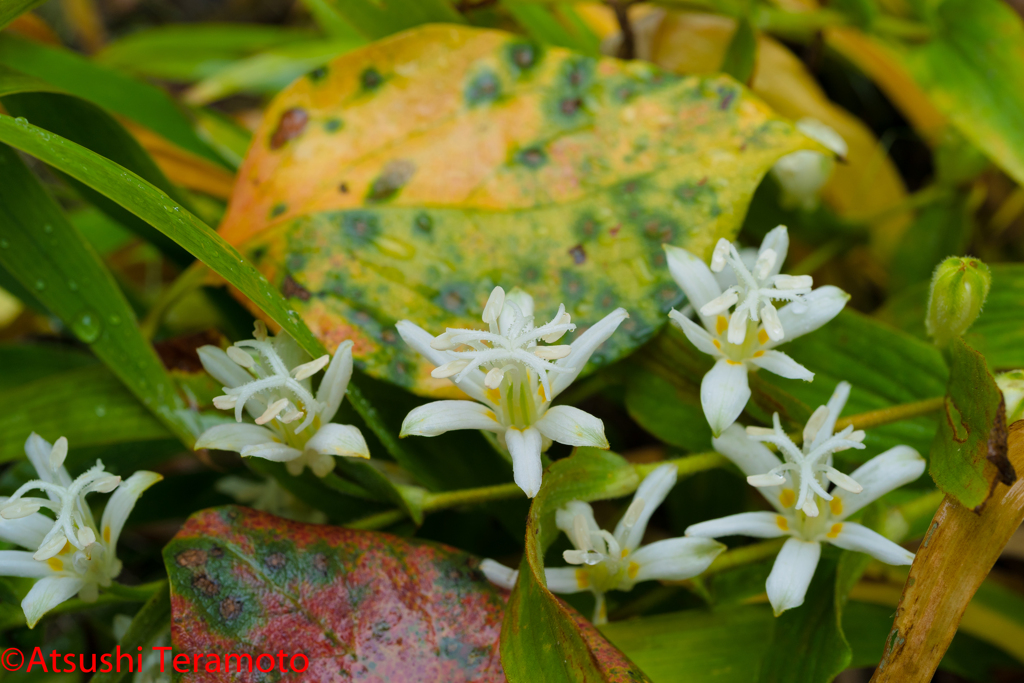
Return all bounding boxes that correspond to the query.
[218,25,815,396]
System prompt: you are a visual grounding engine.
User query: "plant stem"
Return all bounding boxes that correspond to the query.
[344,508,407,530]
[139,261,209,340]
[105,579,167,601]
[834,396,944,432]
[422,481,524,511]
[635,451,729,478]
[704,538,787,576]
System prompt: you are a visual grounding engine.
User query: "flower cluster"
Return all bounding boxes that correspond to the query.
[195,321,369,477]
[481,464,725,624]
[665,226,849,435]
[0,434,159,627]
[686,382,925,614]
[398,286,628,497]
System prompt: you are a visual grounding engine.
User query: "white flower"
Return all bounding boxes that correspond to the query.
[398,286,628,498]
[771,118,847,210]
[195,322,369,477]
[665,225,849,436]
[0,434,160,628]
[481,464,724,624]
[685,383,926,615]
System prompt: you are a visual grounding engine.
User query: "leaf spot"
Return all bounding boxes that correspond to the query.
[270,108,308,150]
[176,549,207,567]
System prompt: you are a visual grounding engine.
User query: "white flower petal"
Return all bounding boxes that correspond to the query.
[396,321,489,403]
[701,359,751,437]
[544,567,589,594]
[24,433,72,489]
[759,226,790,278]
[712,424,784,479]
[812,381,852,451]
[828,522,915,565]
[550,308,629,398]
[197,346,267,419]
[771,286,849,345]
[480,559,518,590]
[400,401,502,437]
[556,500,599,546]
[195,423,280,453]
[686,512,788,539]
[0,504,53,550]
[614,464,677,551]
[766,538,821,616]
[305,423,370,459]
[316,340,353,423]
[627,537,725,584]
[534,406,608,449]
[668,309,721,357]
[23,575,86,629]
[506,426,544,498]
[0,550,54,578]
[664,244,724,330]
[748,350,814,381]
[100,471,161,554]
[833,446,925,519]
[240,443,304,462]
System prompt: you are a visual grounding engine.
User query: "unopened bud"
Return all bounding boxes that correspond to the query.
[925,257,991,348]
[996,370,1024,424]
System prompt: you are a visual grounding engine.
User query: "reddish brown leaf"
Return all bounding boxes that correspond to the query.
[165,506,643,682]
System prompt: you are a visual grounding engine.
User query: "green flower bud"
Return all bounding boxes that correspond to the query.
[925,257,991,348]
[996,370,1024,424]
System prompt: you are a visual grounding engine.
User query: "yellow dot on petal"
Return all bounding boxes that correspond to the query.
[575,568,590,589]
[486,388,501,403]
[779,489,796,508]
[776,515,789,531]
[628,562,640,579]
[717,316,729,335]
[103,526,111,543]
[621,548,628,558]
[538,384,547,402]
[60,541,73,555]
[753,350,765,358]
[830,498,843,516]
[47,558,63,571]
[485,410,497,422]
[827,523,843,539]
[758,329,769,345]
[713,339,722,350]
[726,359,743,366]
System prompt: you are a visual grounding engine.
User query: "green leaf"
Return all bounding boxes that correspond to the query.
[0,143,193,445]
[0,90,193,265]
[328,0,464,39]
[96,23,318,81]
[501,448,647,682]
[720,17,757,84]
[501,1,601,55]
[0,0,45,30]
[0,343,96,391]
[297,0,365,40]
[929,336,1011,509]
[0,34,221,165]
[889,191,973,293]
[221,25,816,395]
[184,39,364,105]
[882,0,1024,187]
[625,361,712,452]
[877,263,1024,370]
[0,365,171,462]
[90,584,170,683]
[165,505,507,680]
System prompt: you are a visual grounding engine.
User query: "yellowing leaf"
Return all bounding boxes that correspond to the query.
[645,11,912,255]
[218,25,814,394]
[125,121,236,199]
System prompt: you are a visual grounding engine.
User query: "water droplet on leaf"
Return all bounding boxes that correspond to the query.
[71,311,102,343]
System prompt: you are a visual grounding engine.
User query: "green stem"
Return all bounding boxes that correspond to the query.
[788,238,849,276]
[344,508,407,530]
[422,481,524,511]
[856,185,950,226]
[704,538,787,576]
[105,579,167,602]
[139,261,209,340]
[834,396,944,433]
[636,451,729,478]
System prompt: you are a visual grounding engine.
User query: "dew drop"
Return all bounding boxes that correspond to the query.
[71,311,102,343]
[68,280,78,291]
[34,280,45,291]
[0,239,8,248]
[109,314,121,325]
[43,224,53,234]
[95,405,107,417]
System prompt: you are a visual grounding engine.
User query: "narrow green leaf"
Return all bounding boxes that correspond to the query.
[328,0,464,39]
[0,343,96,391]
[1,90,193,265]
[501,448,645,682]
[0,114,419,511]
[0,142,193,445]
[501,1,599,55]
[0,34,221,165]
[0,365,170,462]
[90,584,170,683]
[720,17,758,84]
[625,362,712,452]
[297,0,365,40]
[930,336,1011,509]
[0,0,45,30]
